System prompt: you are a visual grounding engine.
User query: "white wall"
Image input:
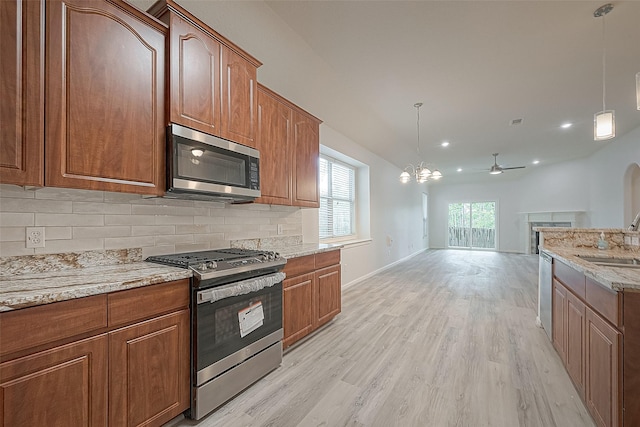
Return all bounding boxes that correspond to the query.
[313,126,426,286]
[588,126,640,227]
[429,126,640,252]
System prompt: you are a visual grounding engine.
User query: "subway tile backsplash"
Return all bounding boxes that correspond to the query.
[0,185,302,258]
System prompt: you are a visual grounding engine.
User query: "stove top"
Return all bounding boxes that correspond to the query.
[146,248,286,282]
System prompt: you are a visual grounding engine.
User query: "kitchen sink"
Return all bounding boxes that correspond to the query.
[576,255,640,268]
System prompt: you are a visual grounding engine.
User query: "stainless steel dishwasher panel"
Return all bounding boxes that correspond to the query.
[538,251,553,340]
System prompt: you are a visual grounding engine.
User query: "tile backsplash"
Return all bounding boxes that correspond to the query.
[0,185,302,258]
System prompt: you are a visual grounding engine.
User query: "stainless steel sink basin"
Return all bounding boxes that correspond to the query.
[576,255,640,268]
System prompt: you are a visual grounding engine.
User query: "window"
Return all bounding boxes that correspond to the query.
[319,155,356,239]
[448,201,496,249]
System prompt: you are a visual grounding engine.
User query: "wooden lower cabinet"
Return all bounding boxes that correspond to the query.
[0,335,108,426]
[553,280,568,363]
[283,272,314,348]
[316,265,341,328]
[283,251,341,349]
[109,309,190,427]
[551,263,631,427]
[0,279,190,427]
[566,291,586,398]
[585,306,621,427]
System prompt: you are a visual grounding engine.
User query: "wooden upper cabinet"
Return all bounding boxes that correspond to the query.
[292,110,321,207]
[150,0,260,148]
[256,85,293,205]
[220,46,258,148]
[45,0,166,195]
[0,0,44,186]
[167,12,221,135]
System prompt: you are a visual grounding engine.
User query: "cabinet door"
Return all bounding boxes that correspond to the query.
[0,335,108,426]
[292,110,320,207]
[566,291,586,398]
[45,0,165,195]
[315,264,341,328]
[0,0,44,186]
[221,46,257,147]
[256,87,293,205]
[585,307,621,427]
[168,12,221,135]
[109,309,190,427]
[283,272,314,349]
[552,280,567,363]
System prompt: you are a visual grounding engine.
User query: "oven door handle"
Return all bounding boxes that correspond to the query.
[196,271,285,305]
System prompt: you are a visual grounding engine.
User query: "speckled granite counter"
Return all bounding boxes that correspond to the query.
[230,235,343,259]
[0,249,191,312]
[541,247,640,292]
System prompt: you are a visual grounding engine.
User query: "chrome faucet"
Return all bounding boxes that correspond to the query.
[629,211,640,231]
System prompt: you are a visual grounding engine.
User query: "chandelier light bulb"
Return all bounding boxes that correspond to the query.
[399,171,411,183]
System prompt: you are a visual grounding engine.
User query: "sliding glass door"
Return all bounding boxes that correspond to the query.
[448,201,496,249]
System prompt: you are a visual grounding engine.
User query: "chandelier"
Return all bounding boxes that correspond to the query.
[399,103,442,184]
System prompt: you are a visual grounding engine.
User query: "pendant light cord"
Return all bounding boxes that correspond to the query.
[415,103,421,155]
[601,13,607,111]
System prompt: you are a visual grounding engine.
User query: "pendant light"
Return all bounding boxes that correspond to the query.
[399,103,442,183]
[593,4,615,141]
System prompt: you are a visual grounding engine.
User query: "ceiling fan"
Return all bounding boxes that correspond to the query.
[488,153,526,175]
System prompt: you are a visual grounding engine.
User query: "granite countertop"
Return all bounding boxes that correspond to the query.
[540,247,640,292]
[0,249,191,312]
[0,242,343,312]
[277,243,343,259]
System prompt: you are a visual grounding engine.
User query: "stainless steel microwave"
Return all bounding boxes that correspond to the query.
[165,124,260,202]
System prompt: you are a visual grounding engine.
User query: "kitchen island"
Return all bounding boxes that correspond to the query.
[537,228,640,427]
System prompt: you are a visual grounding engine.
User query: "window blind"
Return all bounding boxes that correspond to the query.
[319,155,355,239]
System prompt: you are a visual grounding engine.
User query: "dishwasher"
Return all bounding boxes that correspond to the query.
[537,251,553,340]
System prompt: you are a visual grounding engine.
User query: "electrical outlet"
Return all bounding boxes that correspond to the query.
[26,227,45,248]
[277,224,284,235]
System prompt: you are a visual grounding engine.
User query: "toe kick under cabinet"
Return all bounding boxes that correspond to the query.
[551,259,640,427]
[283,250,342,349]
[0,279,190,427]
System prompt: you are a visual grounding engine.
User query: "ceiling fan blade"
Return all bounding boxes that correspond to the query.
[501,166,526,170]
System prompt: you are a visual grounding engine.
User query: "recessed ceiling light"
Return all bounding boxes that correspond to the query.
[456,168,462,172]
[441,141,450,147]
[561,122,572,129]
[533,160,540,165]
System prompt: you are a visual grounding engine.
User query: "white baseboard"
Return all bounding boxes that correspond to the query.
[342,248,427,289]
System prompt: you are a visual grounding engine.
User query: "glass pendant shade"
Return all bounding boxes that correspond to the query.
[431,170,443,180]
[399,171,411,183]
[636,72,640,110]
[594,110,615,140]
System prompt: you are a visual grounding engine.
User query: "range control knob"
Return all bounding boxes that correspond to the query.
[206,261,217,270]
[198,263,208,271]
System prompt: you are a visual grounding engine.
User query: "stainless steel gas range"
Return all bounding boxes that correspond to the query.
[146,248,286,420]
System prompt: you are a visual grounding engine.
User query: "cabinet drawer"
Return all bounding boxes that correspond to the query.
[108,279,189,328]
[283,254,315,279]
[0,295,108,358]
[554,260,586,299]
[586,277,621,328]
[315,250,340,269]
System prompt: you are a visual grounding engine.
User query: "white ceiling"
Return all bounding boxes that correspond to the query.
[262,1,640,183]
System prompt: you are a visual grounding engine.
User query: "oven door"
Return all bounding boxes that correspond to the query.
[168,123,260,199]
[194,279,282,386]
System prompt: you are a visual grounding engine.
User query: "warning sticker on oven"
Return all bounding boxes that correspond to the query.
[238,302,264,338]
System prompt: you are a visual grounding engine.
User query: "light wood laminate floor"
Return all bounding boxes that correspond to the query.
[168,249,595,427]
